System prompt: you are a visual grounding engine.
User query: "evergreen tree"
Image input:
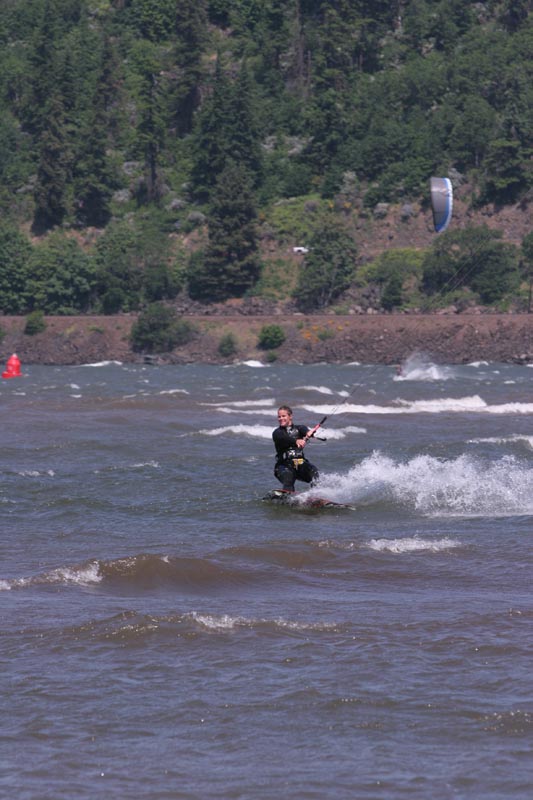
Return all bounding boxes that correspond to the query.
[135,43,166,204]
[32,92,70,234]
[23,0,61,137]
[98,35,126,145]
[190,58,262,201]
[130,0,176,41]
[73,47,117,228]
[74,102,114,228]
[187,161,262,302]
[170,0,208,135]
[227,65,263,186]
[190,55,233,202]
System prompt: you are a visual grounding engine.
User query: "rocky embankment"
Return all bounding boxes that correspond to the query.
[2,312,533,367]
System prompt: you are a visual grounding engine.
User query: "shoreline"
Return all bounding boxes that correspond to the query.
[1,313,533,367]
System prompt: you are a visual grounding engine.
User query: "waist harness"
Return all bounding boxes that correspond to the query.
[282,448,305,468]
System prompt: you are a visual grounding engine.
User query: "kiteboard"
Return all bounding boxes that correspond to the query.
[262,489,354,510]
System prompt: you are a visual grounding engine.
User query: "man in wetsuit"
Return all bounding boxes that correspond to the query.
[272,405,319,492]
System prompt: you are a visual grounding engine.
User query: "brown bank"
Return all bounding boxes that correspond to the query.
[2,313,533,367]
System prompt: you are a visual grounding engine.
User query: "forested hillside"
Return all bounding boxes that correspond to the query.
[0,0,532,320]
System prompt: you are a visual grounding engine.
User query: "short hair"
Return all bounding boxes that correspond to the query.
[278,405,292,415]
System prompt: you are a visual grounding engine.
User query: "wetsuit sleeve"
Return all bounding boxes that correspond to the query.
[273,426,295,450]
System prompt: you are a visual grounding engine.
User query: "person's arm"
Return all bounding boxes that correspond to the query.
[295,425,311,450]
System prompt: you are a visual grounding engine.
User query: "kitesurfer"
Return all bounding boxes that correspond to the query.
[272,405,319,492]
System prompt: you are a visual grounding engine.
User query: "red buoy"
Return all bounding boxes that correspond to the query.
[2,353,22,379]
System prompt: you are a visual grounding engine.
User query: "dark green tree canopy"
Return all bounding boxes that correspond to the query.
[294,213,357,312]
[187,160,262,302]
[0,0,530,315]
[422,225,520,305]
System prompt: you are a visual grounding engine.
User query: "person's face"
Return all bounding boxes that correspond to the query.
[278,408,292,427]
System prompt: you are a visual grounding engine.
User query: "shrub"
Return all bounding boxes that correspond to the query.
[130,303,195,353]
[257,324,286,350]
[24,310,46,336]
[218,332,237,357]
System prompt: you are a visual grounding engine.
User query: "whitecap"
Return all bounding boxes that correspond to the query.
[201,398,275,408]
[301,395,486,415]
[232,360,268,368]
[294,385,336,395]
[199,424,273,439]
[367,536,461,554]
[81,360,123,367]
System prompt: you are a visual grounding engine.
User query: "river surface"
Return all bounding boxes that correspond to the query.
[3,354,533,799]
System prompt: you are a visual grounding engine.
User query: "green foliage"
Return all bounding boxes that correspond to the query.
[187,161,262,302]
[422,225,520,305]
[522,232,533,272]
[25,232,96,313]
[360,249,424,285]
[130,303,195,352]
[217,331,237,357]
[129,0,177,42]
[24,309,46,336]
[266,196,325,244]
[294,214,357,312]
[190,57,262,203]
[479,139,530,204]
[257,323,285,350]
[360,248,425,310]
[0,222,32,313]
[0,0,531,314]
[95,215,179,312]
[32,93,71,234]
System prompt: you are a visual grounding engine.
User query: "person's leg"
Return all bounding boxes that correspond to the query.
[299,461,319,486]
[274,464,296,491]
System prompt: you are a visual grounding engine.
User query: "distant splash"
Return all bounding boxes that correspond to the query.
[315,451,533,516]
[394,352,454,382]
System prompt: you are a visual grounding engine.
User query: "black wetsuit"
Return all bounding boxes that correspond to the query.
[272,423,319,492]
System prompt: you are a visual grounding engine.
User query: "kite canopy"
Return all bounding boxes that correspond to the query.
[430,177,453,233]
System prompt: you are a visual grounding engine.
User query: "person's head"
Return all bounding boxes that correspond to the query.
[277,405,293,427]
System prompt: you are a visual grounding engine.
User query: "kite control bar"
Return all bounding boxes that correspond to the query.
[306,416,328,441]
